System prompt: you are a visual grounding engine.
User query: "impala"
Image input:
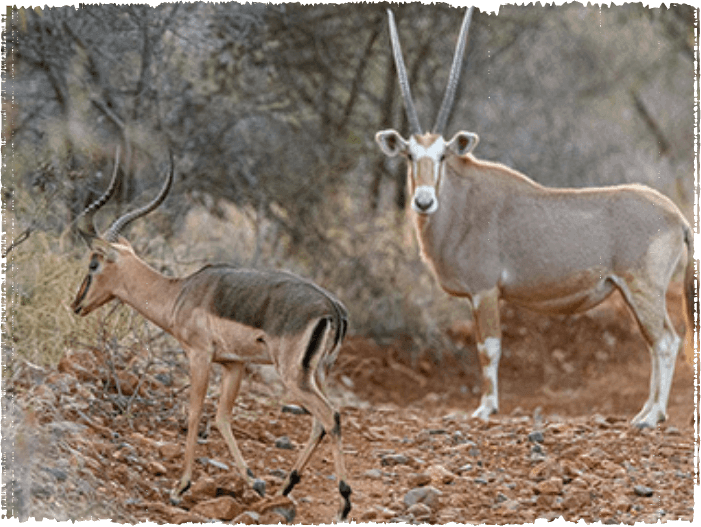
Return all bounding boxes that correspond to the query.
[375,7,695,428]
[71,150,352,520]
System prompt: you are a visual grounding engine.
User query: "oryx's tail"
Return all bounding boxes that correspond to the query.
[682,225,697,365]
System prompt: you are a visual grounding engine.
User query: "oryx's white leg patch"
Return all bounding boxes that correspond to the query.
[632,330,680,428]
[472,337,501,420]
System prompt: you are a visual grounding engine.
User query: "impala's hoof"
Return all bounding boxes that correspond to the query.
[169,481,189,506]
[253,478,266,497]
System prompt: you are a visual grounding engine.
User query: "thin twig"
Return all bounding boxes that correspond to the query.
[3,228,31,258]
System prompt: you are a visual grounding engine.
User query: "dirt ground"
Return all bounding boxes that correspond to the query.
[3,284,697,524]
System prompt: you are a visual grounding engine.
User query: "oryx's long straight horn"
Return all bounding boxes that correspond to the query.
[76,144,121,244]
[103,150,174,243]
[387,9,423,135]
[433,6,474,134]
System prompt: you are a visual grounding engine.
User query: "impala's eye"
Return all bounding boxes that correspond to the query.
[89,259,99,272]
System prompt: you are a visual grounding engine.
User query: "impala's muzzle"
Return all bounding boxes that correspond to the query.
[412,185,438,215]
[71,274,92,315]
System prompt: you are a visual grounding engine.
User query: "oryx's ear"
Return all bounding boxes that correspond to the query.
[91,238,119,263]
[375,130,409,157]
[446,131,479,157]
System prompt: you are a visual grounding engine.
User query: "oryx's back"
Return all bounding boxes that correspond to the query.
[175,265,347,337]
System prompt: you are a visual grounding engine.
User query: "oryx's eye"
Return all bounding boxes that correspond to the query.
[440,154,446,162]
[407,153,413,162]
[89,259,99,272]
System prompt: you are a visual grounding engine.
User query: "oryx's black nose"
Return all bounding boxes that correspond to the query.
[414,196,434,211]
[413,186,437,213]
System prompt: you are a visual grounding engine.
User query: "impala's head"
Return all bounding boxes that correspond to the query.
[71,148,174,316]
[375,7,477,215]
[72,238,135,316]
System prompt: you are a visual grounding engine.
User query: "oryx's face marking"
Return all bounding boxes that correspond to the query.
[375,129,479,216]
[408,135,447,215]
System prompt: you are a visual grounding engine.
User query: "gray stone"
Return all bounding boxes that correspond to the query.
[404,486,442,509]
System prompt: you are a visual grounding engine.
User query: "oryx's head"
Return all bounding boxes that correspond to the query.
[71,150,174,316]
[375,7,478,216]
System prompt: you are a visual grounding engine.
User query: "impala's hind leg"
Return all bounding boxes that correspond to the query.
[278,329,351,520]
[215,362,266,496]
[613,276,681,428]
[279,417,325,496]
[284,379,351,521]
[471,288,502,420]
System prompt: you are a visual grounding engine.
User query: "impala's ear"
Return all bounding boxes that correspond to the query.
[447,131,479,157]
[91,238,119,262]
[375,130,409,157]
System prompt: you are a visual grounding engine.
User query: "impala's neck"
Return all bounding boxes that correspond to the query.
[113,255,183,332]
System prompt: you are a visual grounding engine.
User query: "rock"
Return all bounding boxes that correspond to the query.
[535,476,563,495]
[364,468,383,479]
[561,488,590,510]
[207,458,229,471]
[381,453,409,467]
[407,472,431,487]
[404,486,442,509]
[275,436,295,450]
[147,461,167,476]
[528,430,544,443]
[158,442,181,460]
[191,496,243,520]
[406,502,432,521]
[232,511,260,524]
[189,477,218,500]
[634,485,654,497]
[214,472,247,497]
[281,405,308,415]
[427,464,455,484]
[254,496,296,523]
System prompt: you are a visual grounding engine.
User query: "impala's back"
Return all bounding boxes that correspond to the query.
[171,265,348,364]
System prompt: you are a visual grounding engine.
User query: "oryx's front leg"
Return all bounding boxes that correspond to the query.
[170,351,211,505]
[470,287,502,420]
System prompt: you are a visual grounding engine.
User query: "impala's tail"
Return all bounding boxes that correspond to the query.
[682,225,697,365]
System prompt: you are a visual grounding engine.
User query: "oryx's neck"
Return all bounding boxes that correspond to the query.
[411,165,468,272]
[114,256,183,332]
[409,156,543,296]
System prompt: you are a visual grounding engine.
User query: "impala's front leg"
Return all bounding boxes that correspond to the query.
[170,351,210,505]
[470,287,502,420]
[216,362,266,496]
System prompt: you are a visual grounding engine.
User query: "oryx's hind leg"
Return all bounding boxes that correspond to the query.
[215,361,266,496]
[611,275,681,428]
[471,288,503,420]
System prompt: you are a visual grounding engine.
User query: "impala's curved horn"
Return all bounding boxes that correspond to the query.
[433,6,474,135]
[76,144,121,245]
[103,150,174,243]
[387,9,423,136]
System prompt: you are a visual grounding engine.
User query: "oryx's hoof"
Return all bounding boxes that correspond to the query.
[631,407,665,429]
[471,404,497,421]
